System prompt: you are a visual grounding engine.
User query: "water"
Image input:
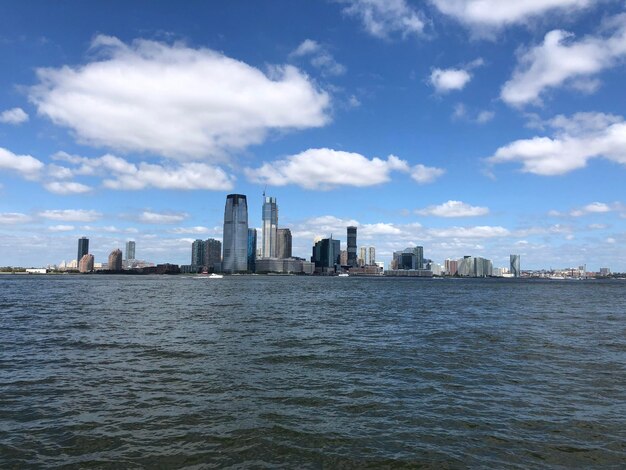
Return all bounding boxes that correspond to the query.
[1,275,625,468]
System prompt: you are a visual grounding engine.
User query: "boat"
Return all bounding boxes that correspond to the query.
[192,272,223,279]
[338,273,349,277]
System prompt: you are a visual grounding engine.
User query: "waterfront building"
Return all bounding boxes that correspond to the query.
[510,254,521,278]
[340,250,348,265]
[108,249,123,272]
[191,239,205,268]
[223,194,249,273]
[79,253,94,273]
[359,247,367,267]
[457,256,493,277]
[125,240,136,261]
[312,237,341,272]
[204,238,222,271]
[413,246,424,270]
[276,228,292,259]
[368,246,376,266]
[77,237,89,264]
[445,259,458,276]
[347,226,357,267]
[248,228,257,273]
[262,196,278,258]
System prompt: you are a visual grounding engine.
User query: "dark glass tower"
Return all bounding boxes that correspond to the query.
[247,228,257,273]
[223,194,249,273]
[77,237,89,263]
[347,226,357,267]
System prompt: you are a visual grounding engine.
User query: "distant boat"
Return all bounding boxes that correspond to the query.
[193,272,223,279]
[338,273,349,277]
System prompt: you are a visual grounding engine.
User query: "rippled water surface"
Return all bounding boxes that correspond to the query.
[1,275,625,468]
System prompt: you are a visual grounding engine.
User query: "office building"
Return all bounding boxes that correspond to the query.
[457,256,493,277]
[223,194,249,273]
[340,250,348,265]
[510,254,521,278]
[79,254,94,273]
[312,237,341,271]
[368,246,375,266]
[413,246,424,270]
[204,238,222,270]
[108,249,123,271]
[191,239,205,268]
[77,237,89,264]
[276,228,292,259]
[248,228,257,273]
[125,240,136,261]
[347,226,357,267]
[262,196,278,258]
[445,259,458,276]
[359,247,367,267]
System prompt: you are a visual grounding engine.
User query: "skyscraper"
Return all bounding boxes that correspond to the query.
[108,249,123,272]
[510,254,521,278]
[79,253,94,273]
[312,237,341,270]
[359,247,367,267]
[276,228,292,259]
[368,246,375,266]
[413,246,424,270]
[223,194,249,273]
[77,237,89,263]
[125,240,136,260]
[347,226,357,267]
[262,196,278,258]
[191,239,206,267]
[248,228,257,273]
[204,239,221,270]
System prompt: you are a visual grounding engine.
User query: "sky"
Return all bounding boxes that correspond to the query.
[1,0,625,271]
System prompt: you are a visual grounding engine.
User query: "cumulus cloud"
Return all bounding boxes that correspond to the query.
[410,164,446,184]
[433,225,510,238]
[38,209,102,222]
[44,181,92,195]
[0,147,44,180]
[48,225,75,232]
[290,39,346,76]
[29,35,330,161]
[487,112,626,175]
[430,68,471,93]
[341,0,426,39]
[0,107,29,125]
[501,16,626,106]
[138,211,188,224]
[431,0,594,28]
[168,226,217,235]
[0,212,32,224]
[416,200,490,217]
[245,148,443,189]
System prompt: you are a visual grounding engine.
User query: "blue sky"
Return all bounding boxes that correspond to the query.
[1,0,625,271]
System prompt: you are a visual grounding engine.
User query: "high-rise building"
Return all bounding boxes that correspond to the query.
[312,237,341,270]
[125,240,136,260]
[223,194,249,273]
[510,254,521,278]
[445,259,458,276]
[108,249,123,271]
[79,253,94,273]
[77,237,89,264]
[368,246,375,266]
[248,228,257,273]
[191,239,205,268]
[413,246,424,270]
[340,250,348,265]
[262,196,278,258]
[204,239,221,270]
[276,228,292,259]
[457,256,493,277]
[359,247,367,267]
[347,226,357,267]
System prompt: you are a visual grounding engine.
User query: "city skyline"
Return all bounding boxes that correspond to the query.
[1,2,625,270]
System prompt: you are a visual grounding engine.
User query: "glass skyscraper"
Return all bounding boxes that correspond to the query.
[262,196,278,258]
[276,228,292,259]
[510,254,521,278]
[223,194,249,273]
[247,228,257,273]
[77,237,89,263]
[347,226,357,267]
[125,240,136,260]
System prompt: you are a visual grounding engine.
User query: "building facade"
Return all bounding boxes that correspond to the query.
[191,239,205,268]
[262,196,278,258]
[204,238,221,270]
[248,228,257,273]
[79,253,94,273]
[125,240,136,260]
[77,237,89,264]
[312,237,341,271]
[359,247,367,267]
[108,249,123,271]
[347,226,357,267]
[276,228,292,259]
[223,194,249,273]
[510,254,521,278]
[368,246,375,266]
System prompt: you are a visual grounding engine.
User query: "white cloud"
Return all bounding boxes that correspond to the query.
[416,200,490,217]
[168,226,217,235]
[290,39,346,76]
[245,148,411,190]
[341,0,426,39]
[30,35,330,161]
[501,16,626,106]
[48,225,75,232]
[0,107,29,125]
[476,110,495,123]
[487,112,626,175]
[570,202,612,217]
[410,164,446,184]
[44,181,92,195]
[38,209,102,222]
[431,0,594,27]
[432,225,510,238]
[138,211,188,224]
[430,68,471,93]
[0,212,31,224]
[0,147,44,180]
